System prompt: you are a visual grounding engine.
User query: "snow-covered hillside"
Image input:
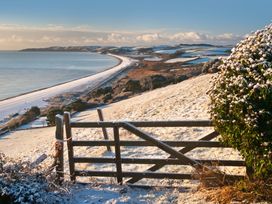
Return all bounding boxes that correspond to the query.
[0,74,244,203]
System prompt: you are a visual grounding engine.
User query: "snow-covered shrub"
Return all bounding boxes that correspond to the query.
[0,153,66,203]
[209,24,272,178]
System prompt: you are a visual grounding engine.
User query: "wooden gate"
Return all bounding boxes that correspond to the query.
[55,111,246,184]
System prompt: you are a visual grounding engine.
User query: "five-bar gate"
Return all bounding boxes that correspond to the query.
[55,111,246,184]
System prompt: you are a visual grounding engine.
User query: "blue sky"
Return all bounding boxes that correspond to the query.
[0,0,271,49]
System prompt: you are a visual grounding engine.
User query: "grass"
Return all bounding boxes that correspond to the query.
[193,164,272,203]
[202,179,272,203]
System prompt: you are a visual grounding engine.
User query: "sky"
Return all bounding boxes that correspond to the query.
[0,0,271,50]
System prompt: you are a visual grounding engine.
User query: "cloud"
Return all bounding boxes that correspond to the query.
[212,33,243,43]
[39,36,61,43]
[106,33,131,43]
[170,32,204,42]
[136,33,161,42]
[216,33,234,40]
[0,35,23,43]
[168,32,243,44]
[0,23,244,49]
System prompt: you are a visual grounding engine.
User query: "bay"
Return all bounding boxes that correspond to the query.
[0,51,119,100]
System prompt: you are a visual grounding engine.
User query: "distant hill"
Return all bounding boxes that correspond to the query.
[20,46,101,52]
[179,43,216,47]
[20,43,232,53]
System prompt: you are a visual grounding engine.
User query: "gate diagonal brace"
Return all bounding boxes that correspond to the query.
[123,125,219,184]
[122,122,202,168]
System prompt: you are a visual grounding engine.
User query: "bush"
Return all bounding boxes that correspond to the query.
[0,153,65,203]
[176,75,188,83]
[202,59,222,73]
[209,24,272,178]
[22,106,41,122]
[64,99,88,112]
[124,79,142,93]
[29,106,41,116]
[46,108,63,126]
[92,86,113,97]
[0,106,41,132]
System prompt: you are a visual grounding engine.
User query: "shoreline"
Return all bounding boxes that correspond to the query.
[0,53,122,102]
[0,53,135,121]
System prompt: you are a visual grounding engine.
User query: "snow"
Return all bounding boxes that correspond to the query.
[0,54,135,122]
[0,73,245,203]
[154,49,180,54]
[17,117,48,129]
[143,57,163,62]
[67,183,178,203]
[165,57,199,63]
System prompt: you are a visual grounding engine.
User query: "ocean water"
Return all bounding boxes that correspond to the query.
[181,47,230,57]
[185,57,211,64]
[0,51,119,100]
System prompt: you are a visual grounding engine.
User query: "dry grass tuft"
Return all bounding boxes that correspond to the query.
[193,164,238,188]
[201,179,272,204]
[202,186,251,203]
[193,164,272,203]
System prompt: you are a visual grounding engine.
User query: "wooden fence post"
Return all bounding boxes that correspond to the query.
[55,115,64,184]
[97,108,111,152]
[64,112,76,182]
[113,126,123,184]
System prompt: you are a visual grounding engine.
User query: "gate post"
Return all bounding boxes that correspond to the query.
[55,114,64,184]
[113,126,123,184]
[97,108,112,152]
[64,112,76,182]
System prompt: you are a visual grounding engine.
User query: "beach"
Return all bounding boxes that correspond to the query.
[0,54,135,121]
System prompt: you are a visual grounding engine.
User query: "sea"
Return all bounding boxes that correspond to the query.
[0,51,119,100]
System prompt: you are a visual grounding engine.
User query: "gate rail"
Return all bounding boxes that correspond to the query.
[55,111,246,184]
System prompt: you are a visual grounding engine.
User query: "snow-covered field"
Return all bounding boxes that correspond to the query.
[0,74,245,203]
[0,54,135,122]
[165,57,199,63]
[143,57,163,62]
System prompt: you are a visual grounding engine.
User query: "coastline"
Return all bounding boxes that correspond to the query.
[0,53,135,121]
[0,53,122,102]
